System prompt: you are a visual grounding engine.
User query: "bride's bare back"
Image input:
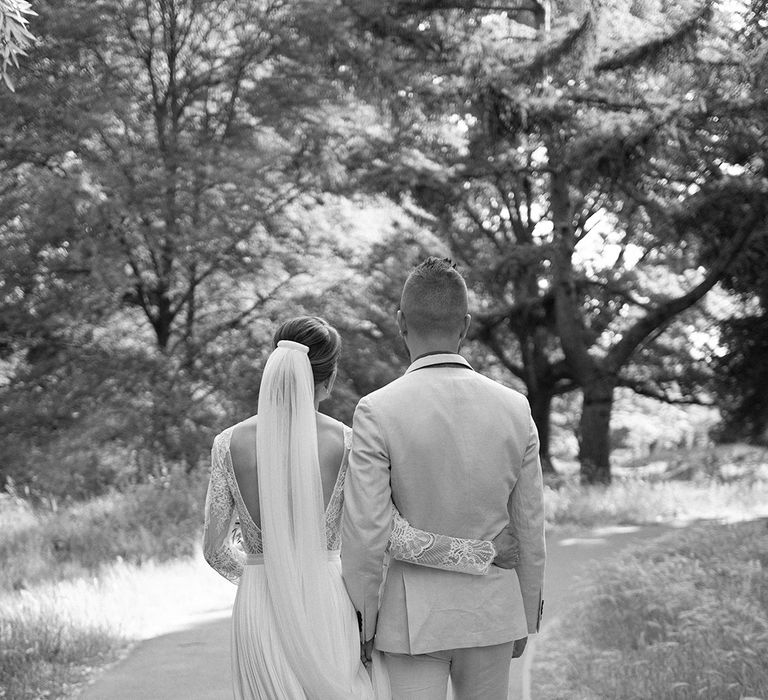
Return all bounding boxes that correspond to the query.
[228,412,347,528]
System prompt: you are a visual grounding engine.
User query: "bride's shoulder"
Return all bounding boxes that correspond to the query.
[316,412,348,429]
[233,415,259,431]
[333,420,353,451]
[316,414,350,451]
[217,416,257,449]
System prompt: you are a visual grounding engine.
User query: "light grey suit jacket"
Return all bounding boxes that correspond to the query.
[341,353,546,655]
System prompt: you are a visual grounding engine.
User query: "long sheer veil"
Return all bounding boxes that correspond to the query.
[256,340,372,699]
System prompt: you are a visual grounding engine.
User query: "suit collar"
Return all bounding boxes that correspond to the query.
[405,353,474,374]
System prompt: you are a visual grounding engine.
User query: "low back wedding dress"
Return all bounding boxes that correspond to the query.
[203,340,498,699]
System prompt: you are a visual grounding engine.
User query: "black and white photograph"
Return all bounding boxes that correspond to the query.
[1,1,767,698]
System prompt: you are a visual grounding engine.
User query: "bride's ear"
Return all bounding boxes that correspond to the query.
[325,366,338,396]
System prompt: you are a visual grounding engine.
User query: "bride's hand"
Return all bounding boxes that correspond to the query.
[491,526,520,569]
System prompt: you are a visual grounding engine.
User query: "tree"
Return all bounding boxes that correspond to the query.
[0,0,382,494]
[335,0,765,482]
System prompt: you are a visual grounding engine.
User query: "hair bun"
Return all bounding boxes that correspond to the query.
[277,339,310,354]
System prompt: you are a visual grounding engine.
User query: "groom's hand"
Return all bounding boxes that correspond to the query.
[512,637,528,658]
[361,637,375,666]
[492,526,520,569]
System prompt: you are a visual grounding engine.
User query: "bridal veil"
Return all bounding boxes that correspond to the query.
[250,339,376,699]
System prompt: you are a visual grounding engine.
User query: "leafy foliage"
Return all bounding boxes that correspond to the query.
[0,0,36,91]
[715,312,768,444]
[0,0,382,496]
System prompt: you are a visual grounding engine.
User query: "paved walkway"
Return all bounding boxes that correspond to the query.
[78,607,233,700]
[79,524,674,699]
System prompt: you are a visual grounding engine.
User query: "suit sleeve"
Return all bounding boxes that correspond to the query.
[341,397,393,642]
[508,407,546,634]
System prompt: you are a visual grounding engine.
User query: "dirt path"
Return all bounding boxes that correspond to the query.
[78,524,675,699]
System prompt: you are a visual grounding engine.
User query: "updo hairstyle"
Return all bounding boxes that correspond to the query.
[272,316,342,385]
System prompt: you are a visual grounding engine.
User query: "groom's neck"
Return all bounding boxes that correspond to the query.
[406,335,460,362]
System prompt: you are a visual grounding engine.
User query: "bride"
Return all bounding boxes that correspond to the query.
[203,316,511,699]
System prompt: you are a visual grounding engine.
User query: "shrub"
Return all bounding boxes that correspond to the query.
[0,469,208,592]
[533,520,768,700]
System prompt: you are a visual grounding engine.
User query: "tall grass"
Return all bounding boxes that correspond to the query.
[0,469,207,592]
[0,471,232,699]
[544,477,768,528]
[1,586,119,700]
[532,519,768,700]
[0,555,235,699]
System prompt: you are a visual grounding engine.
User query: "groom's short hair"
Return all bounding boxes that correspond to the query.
[400,257,468,336]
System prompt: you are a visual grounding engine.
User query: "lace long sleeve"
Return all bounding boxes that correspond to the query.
[387,506,501,575]
[337,424,501,577]
[202,434,246,585]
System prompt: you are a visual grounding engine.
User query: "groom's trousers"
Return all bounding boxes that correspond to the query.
[383,640,515,700]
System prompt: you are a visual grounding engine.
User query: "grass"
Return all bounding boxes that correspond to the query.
[545,444,768,528]
[0,469,207,592]
[532,519,768,700]
[544,477,768,528]
[0,471,234,700]
[0,553,235,699]
[1,586,120,699]
[1,444,767,698]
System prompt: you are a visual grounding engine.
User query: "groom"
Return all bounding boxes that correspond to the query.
[342,257,546,699]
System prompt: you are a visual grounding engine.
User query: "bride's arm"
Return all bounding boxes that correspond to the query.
[387,506,518,575]
[202,433,246,585]
[338,425,513,576]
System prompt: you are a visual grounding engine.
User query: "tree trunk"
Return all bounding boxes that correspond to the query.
[529,387,555,473]
[152,292,173,351]
[578,379,615,484]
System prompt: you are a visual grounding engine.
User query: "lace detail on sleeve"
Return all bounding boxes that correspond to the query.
[387,507,497,575]
[337,423,495,574]
[325,425,354,550]
[325,455,347,551]
[203,432,246,584]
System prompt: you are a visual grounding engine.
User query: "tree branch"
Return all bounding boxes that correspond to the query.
[473,294,551,331]
[117,230,156,324]
[515,10,591,76]
[607,213,757,372]
[389,0,547,23]
[617,376,714,406]
[596,0,713,72]
[464,202,504,253]
[472,325,526,380]
[564,90,647,113]
[206,276,292,336]
[578,277,650,309]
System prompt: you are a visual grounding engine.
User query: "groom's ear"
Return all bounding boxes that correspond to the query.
[460,313,471,342]
[396,309,407,336]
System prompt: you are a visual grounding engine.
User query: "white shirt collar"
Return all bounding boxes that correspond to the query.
[405,353,474,374]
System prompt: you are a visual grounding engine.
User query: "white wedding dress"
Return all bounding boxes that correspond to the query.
[203,342,497,699]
